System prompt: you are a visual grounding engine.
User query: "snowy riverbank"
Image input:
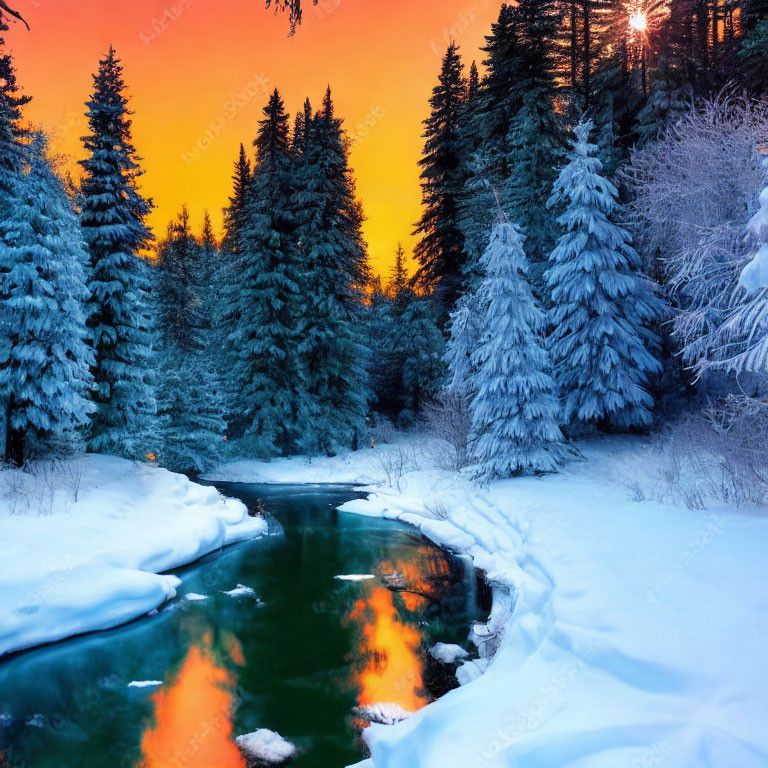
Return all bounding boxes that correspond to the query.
[0,455,268,658]
[211,435,768,768]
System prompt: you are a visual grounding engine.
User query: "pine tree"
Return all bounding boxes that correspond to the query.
[232,88,306,456]
[156,206,205,353]
[444,289,481,399]
[80,46,156,458]
[154,207,227,473]
[387,242,409,299]
[0,37,28,204]
[290,87,370,454]
[390,291,445,422]
[0,136,94,465]
[414,42,470,327]
[504,0,566,279]
[546,120,664,430]
[469,220,566,481]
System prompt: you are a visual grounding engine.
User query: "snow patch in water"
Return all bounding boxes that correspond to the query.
[334,574,376,582]
[235,728,297,763]
[223,584,256,598]
[128,680,164,689]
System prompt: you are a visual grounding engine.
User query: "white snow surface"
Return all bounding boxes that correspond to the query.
[235,728,297,763]
[212,435,768,768]
[0,455,268,657]
[127,680,163,689]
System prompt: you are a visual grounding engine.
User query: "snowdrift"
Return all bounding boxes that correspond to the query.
[0,455,267,657]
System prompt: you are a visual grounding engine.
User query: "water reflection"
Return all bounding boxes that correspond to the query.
[347,544,454,719]
[138,632,244,768]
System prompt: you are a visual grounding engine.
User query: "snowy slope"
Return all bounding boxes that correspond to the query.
[210,435,768,768]
[0,455,267,657]
[333,442,768,768]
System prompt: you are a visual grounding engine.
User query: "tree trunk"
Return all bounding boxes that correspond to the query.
[5,400,24,467]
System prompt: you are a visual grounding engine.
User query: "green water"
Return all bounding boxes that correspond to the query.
[0,484,485,768]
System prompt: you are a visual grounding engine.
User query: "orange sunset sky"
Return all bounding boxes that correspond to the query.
[5,0,504,276]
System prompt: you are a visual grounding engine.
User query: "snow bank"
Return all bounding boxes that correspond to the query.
[0,455,268,657]
[330,436,768,768]
[205,438,438,486]
[235,728,297,763]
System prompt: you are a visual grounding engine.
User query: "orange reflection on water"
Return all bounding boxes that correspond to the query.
[379,548,451,612]
[348,586,428,714]
[138,633,244,768]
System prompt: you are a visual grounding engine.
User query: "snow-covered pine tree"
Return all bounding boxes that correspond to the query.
[414,42,471,327]
[154,207,226,473]
[291,88,370,455]
[216,144,252,429]
[444,289,481,399]
[80,46,156,459]
[503,0,565,282]
[546,120,664,430]
[232,88,307,456]
[702,169,768,375]
[390,289,445,424]
[470,220,566,481]
[0,136,94,465]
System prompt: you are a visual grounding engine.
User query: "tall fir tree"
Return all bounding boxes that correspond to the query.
[0,36,28,206]
[232,88,306,456]
[469,220,567,481]
[80,46,156,458]
[504,0,566,281]
[388,242,409,299]
[546,120,664,430]
[414,42,470,327]
[0,137,94,464]
[291,87,370,454]
[155,208,226,474]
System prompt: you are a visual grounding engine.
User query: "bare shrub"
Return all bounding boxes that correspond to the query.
[655,396,768,508]
[422,392,472,471]
[376,444,419,492]
[370,415,397,446]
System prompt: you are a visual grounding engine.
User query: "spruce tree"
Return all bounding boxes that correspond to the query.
[470,220,566,481]
[546,120,664,430]
[414,42,470,327]
[80,46,156,458]
[232,88,306,456]
[291,87,370,454]
[0,137,94,464]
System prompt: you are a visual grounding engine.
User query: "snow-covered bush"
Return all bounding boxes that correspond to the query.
[625,94,768,372]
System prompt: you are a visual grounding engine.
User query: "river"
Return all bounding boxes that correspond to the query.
[0,483,486,768]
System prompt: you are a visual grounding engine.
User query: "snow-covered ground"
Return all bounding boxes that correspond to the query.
[0,455,267,657]
[212,435,768,768]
